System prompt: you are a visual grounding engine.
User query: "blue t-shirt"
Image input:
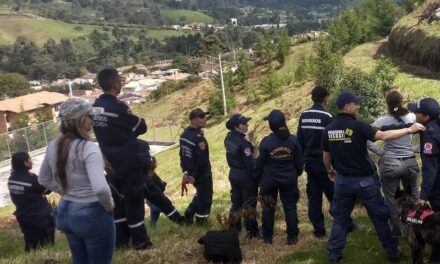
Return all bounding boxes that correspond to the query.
[322,113,377,176]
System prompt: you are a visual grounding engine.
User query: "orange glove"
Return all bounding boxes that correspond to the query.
[181,177,189,197]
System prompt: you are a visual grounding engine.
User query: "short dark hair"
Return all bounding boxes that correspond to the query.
[11,152,30,171]
[311,86,329,104]
[97,68,120,92]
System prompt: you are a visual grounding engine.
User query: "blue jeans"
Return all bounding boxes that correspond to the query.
[146,201,160,228]
[327,175,398,260]
[56,199,115,264]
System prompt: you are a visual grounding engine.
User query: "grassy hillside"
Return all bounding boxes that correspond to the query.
[161,9,214,24]
[0,15,186,46]
[388,0,440,71]
[1,38,437,263]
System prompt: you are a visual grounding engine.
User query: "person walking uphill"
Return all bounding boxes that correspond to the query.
[297,85,335,238]
[39,97,115,264]
[407,98,440,263]
[224,114,260,238]
[179,108,213,224]
[254,110,304,245]
[92,68,151,250]
[322,91,425,263]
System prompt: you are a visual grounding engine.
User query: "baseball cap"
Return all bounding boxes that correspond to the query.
[58,97,101,121]
[264,110,286,124]
[226,114,252,130]
[408,98,440,118]
[189,108,209,120]
[336,91,364,109]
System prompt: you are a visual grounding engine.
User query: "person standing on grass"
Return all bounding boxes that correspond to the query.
[93,68,152,250]
[297,85,336,239]
[224,113,260,238]
[8,152,55,252]
[407,98,440,263]
[179,108,213,225]
[371,89,420,237]
[39,97,115,264]
[322,91,425,263]
[254,109,304,245]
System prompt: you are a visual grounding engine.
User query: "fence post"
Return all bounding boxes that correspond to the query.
[42,122,48,146]
[5,133,11,159]
[24,127,30,152]
[169,119,173,142]
[151,117,156,142]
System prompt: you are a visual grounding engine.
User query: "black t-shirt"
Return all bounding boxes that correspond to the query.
[322,113,377,176]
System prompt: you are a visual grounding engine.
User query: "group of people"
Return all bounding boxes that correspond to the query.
[6,67,440,264]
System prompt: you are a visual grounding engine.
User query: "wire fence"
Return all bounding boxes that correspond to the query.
[0,117,181,162]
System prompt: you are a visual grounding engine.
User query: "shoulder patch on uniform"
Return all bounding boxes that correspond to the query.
[424,142,433,155]
[199,141,207,150]
[244,147,252,157]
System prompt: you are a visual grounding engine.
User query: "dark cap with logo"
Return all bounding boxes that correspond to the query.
[336,91,364,109]
[408,98,440,118]
[264,109,286,124]
[189,108,209,120]
[226,114,251,130]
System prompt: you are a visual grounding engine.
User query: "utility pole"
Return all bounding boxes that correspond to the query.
[68,79,73,97]
[218,53,227,116]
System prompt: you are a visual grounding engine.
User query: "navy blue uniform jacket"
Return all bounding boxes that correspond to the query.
[254,133,304,183]
[419,120,440,201]
[179,127,211,181]
[297,104,333,159]
[93,94,147,184]
[8,170,51,217]
[224,130,254,179]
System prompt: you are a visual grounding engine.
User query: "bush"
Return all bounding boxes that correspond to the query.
[329,68,385,122]
[373,55,398,94]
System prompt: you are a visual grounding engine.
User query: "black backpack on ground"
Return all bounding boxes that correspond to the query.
[197,230,242,263]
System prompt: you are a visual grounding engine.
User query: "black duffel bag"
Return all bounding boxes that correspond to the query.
[198,230,242,263]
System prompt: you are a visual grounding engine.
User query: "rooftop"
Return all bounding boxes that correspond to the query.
[0,91,68,113]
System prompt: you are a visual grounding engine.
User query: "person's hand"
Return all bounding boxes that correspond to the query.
[187,176,195,184]
[327,169,336,182]
[408,122,426,134]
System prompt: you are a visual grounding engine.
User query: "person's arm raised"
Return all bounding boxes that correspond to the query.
[375,122,425,141]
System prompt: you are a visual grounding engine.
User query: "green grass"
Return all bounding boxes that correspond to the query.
[344,41,440,101]
[161,9,214,24]
[0,16,98,46]
[0,15,187,47]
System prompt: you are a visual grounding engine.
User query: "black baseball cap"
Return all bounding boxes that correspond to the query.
[226,114,251,130]
[264,109,286,124]
[336,91,364,109]
[408,98,440,118]
[189,108,209,120]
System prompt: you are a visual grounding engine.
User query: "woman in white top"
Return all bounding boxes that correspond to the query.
[373,89,420,236]
[38,97,115,264]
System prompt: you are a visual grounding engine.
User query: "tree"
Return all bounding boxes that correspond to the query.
[11,104,30,130]
[235,55,252,85]
[194,35,227,57]
[208,71,236,116]
[34,107,53,123]
[259,66,281,99]
[373,55,398,94]
[0,73,31,99]
[310,39,344,92]
[276,28,291,65]
[172,56,200,74]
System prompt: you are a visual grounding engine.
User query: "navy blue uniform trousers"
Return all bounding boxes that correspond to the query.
[16,214,55,252]
[185,171,213,221]
[327,175,398,259]
[260,177,300,240]
[430,197,440,261]
[305,158,334,236]
[229,175,259,235]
